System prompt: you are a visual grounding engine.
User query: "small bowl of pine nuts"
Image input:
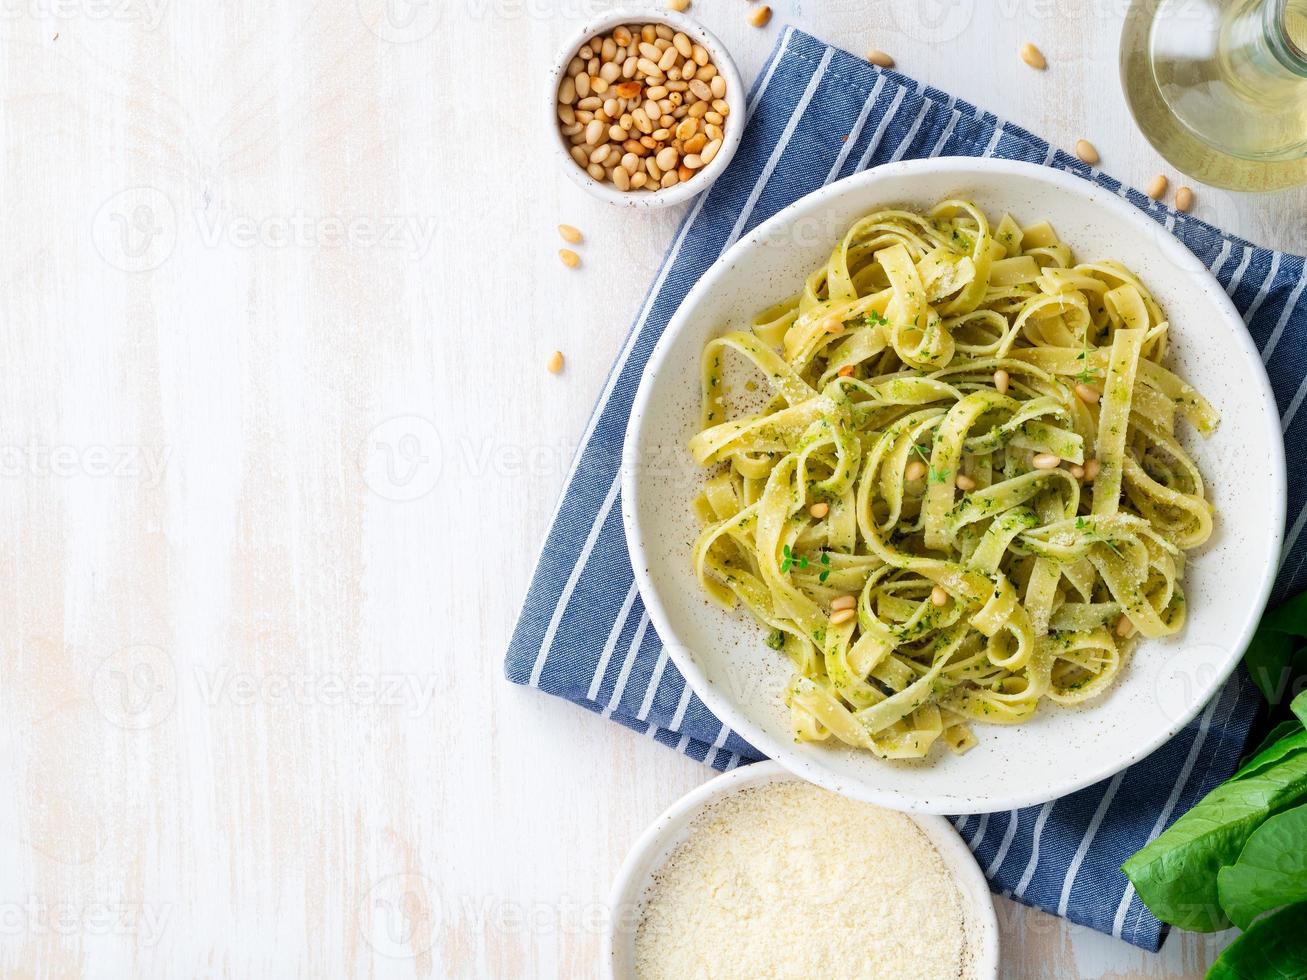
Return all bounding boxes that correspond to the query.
[549,8,746,208]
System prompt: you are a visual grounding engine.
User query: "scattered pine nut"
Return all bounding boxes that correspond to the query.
[868,49,894,68]
[559,248,581,269]
[1074,382,1101,405]
[931,586,948,607]
[955,474,977,491]
[831,595,857,612]
[830,607,856,625]
[667,0,690,10]
[993,369,1010,394]
[1074,139,1100,165]
[1175,185,1194,212]
[1069,464,1086,479]
[749,5,772,27]
[1020,42,1046,70]
[837,364,855,377]
[1032,453,1062,470]
[558,224,583,244]
[1116,615,1135,638]
[905,460,927,482]
[1083,458,1101,481]
[1146,174,1168,200]
[809,502,830,519]
[547,351,565,374]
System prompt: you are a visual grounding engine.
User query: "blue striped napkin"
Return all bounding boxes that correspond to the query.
[508,28,1305,950]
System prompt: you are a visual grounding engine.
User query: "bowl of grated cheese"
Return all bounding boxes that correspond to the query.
[606,761,999,980]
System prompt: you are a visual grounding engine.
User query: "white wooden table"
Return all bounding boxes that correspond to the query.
[1,1,1301,977]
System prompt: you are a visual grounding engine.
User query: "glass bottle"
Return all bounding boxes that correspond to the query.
[1120,0,1307,190]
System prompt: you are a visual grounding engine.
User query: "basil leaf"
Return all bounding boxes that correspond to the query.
[1239,720,1304,769]
[1243,591,1307,705]
[1206,901,1307,980]
[1217,804,1307,930]
[1122,749,1307,931]
[1295,689,1307,727]
[1230,727,1307,783]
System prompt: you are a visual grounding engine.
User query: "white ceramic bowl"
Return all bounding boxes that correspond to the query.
[622,158,1286,814]
[546,7,746,209]
[604,761,999,979]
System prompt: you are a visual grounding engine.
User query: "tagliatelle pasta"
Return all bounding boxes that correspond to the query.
[688,200,1218,760]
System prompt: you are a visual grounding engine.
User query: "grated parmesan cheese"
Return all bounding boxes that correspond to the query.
[634,780,972,979]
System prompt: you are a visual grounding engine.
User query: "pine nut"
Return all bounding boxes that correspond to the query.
[1116,615,1134,637]
[1074,382,1101,405]
[600,61,621,83]
[576,73,591,98]
[905,460,927,481]
[689,79,712,101]
[621,152,640,173]
[831,595,856,612]
[1175,185,1194,212]
[868,49,894,68]
[955,474,977,491]
[558,104,576,126]
[710,75,727,99]
[655,23,673,40]
[558,249,580,269]
[591,77,609,96]
[656,146,679,170]
[1146,173,1168,199]
[638,41,659,60]
[1075,139,1099,165]
[1083,458,1101,481]
[1033,453,1061,470]
[677,163,693,182]
[993,369,1010,394]
[584,119,604,145]
[637,58,664,79]
[692,43,709,66]
[613,166,631,191]
[586,162,604,181]
[570,146,589,167]
[547,351,565,373]
[615,80,642,99]
[673,32,692,57]
[837,365,855,377]
[609,125,628,142]
[613,26,632,46]
[660,171,679,188]
[641,24,656,43]
[589,144,612,165]
[630,171,647,189]
[579,45,593,60]
[559,76,577,104]
[749,5,772,27]
[1069,465,1085,479]
[658,47,678,71]
[702,138,722,164]
[931,586,948,607]
[809,502,830,518]
[684,133,707,154]
[668,0,690,8]
[830,608,856,625]
[698,63,717,81]
[558,224,582,244]
[1020,42,1046,70]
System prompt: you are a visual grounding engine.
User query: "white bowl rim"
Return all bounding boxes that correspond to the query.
[603,760,1000,980]
[621,156,1287,813]
[545,6,747,209]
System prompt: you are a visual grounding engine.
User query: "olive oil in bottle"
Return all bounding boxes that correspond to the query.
[1120,0,1307,190]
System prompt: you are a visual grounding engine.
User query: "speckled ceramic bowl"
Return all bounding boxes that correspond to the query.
[546,8,745,209]
[621,157,1285,814]
[604,761,999,980]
